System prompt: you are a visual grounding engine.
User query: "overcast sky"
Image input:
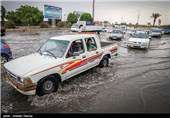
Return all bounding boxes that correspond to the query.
[1,0,170,25]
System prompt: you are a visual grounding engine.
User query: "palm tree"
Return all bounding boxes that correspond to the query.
[151,13,161,26]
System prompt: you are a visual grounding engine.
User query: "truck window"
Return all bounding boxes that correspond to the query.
[85,37,97,52]
[66,39,85,58]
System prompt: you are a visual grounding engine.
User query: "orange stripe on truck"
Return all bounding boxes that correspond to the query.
[60,53,103,74]
[33,53,103,76]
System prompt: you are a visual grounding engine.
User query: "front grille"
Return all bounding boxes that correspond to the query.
[5,69,22,83]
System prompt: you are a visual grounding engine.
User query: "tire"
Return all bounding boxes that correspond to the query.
[36,75,59,96]
[99,56,109,68]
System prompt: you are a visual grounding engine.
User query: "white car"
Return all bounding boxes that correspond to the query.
[149,28,162,38]
[4,34,118,96]
[127,32,150,49]
[108,30,124,40]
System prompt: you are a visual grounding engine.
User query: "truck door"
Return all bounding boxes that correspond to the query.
[62,39,88,80]
[84,37,102,69]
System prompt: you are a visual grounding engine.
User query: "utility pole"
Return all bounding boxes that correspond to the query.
[92,0,95,22]
[136,10,140,25]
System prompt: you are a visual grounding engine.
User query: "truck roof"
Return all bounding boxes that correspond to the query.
[50,34,97,42]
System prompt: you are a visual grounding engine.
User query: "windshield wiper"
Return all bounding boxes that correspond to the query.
[44,50,57,59]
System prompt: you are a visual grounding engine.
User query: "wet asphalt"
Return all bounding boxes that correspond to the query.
[1,30,170,113]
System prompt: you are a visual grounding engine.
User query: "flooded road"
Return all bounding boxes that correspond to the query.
[1,30,170,113]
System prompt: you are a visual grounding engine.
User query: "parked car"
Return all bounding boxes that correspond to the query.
[149,28,162,38]
[108,29,124,40]
[4,34,118,96]
[127,31,150,49]
[0,39,13,64]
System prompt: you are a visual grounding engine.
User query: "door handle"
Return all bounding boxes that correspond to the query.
[82,55,86,58]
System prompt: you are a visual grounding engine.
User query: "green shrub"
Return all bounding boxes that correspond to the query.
[66,22,72,28]
[57,21,66,27]
[57,21,70,28]
[5,20,16,29]
[40,22,49,28]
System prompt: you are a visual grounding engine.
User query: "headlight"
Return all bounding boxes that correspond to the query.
[23,78,33,85]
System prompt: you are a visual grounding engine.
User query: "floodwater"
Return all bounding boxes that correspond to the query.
[1,30,170,113]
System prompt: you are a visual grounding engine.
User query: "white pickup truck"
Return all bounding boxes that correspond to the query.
[71,21,103,33]
[4,34,118,96]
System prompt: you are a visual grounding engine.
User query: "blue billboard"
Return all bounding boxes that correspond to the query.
[44,5,62,20]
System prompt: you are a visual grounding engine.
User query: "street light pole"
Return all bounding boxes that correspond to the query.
[92,0,95,22]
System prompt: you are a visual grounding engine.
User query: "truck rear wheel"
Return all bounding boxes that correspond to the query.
[36,76,59,96]
[99,56,109,68]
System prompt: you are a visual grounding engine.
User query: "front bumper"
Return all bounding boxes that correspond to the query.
[150,34,161,37]
[109,36,122,39]
[5,72,36,95]
[127,43,148,49]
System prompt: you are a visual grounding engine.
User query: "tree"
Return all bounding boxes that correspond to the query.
[6,11,20,25]
[1,5,6,26]
[151,13,161,26]
[6,5,43,26]
[67,12,78,25]
[80,13,93,21]
[73,11,81,20]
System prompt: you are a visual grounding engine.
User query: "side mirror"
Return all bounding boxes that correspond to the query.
[73,52,80,57]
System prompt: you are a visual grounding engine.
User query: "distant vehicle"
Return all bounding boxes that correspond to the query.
[108,29,124,40]
[127,31,150,49]
[71,21,103,33]
[0,39,13,64]
[149,28,162,38]
[102,27,113,33]
[4,33,118,96]
[163,28,170,34]
[126,29,136,36]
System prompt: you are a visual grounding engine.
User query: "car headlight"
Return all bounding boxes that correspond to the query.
[23,78,33,85]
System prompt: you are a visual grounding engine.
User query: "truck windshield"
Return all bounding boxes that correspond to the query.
[39,39,70,58]
[132,33,148,39]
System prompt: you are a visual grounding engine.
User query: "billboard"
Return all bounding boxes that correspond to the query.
[44,5,62,20]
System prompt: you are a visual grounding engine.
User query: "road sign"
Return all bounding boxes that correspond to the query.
[44,5,62,20]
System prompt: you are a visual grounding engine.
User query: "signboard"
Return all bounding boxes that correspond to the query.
[44,5,62,20]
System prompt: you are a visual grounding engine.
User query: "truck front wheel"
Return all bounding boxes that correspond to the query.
[36,76,59,96]
[99,56,109,68]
